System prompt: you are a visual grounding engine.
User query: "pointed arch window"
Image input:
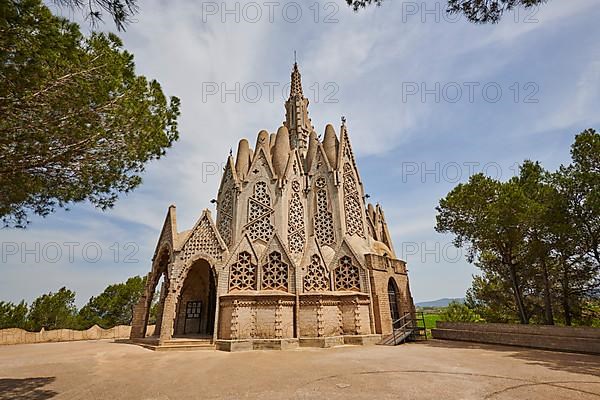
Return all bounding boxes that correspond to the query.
[229,251,256,291]
[303,254,330,292]
[288,182,306,254]
[261,251,289,291]
[246,181,274,242]
[343,163,365,238]
[314,177,335,246]
[334,256,361,291]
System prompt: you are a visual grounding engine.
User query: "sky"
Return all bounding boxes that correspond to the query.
[2,0,600,306]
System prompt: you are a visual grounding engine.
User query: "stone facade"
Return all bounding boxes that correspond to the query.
[130,63,416,349]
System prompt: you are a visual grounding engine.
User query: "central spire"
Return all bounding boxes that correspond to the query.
[284,61,314,157]
[290,62,304,98]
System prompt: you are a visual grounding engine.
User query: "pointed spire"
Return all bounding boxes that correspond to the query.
[285,60,313,157]
[255,130,270,153]
[272,126,291,177]
[323,124,338,170]
[289,62,304,98]
[235,139,251,180]
[305,130,319,171]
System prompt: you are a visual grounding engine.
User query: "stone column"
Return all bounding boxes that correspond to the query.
[158,289,178,344]
[130,296,149,339]
[153,280,168,336]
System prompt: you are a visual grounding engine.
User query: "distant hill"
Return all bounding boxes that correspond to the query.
[415,298,465,308]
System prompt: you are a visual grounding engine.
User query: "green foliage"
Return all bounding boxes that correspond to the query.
[347,0,548,24]
[447,0,547,23]
[436,172,533,323]
[78,276,145,328]
[0,275,149,331]
[439,301,483,323]
[0,0,180,227]
[578,298,600,328]
[466,273,518,323]
[437,128,600,326]
[346,0,383,11]
[0,300,29,329]
[51,0,139,31]
[28,287,78,331]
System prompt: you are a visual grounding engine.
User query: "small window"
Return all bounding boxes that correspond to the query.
[186,301,202,319]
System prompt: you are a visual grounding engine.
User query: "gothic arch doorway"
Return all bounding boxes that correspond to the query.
[388,278,401,324]
[174,259,216,337]
[145,246,171,338]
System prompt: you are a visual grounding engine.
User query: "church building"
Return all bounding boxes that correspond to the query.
[130,63,416,351]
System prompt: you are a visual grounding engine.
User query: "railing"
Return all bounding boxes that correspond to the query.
[390,312,428,345]
[413,311,428,339]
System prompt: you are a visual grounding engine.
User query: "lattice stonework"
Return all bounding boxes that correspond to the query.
[334,256,361,291]
[229,251,256,291]
[343,163,365,238]
[314,177,335,246]
[288,182,306,254]
[261,251,289,291]
[304,254,330,292]
[246,181,274,242]
[181,216,223,262]
[218,189,234,246]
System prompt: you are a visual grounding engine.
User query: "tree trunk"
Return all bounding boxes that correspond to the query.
[562,260,572,326]
[541,257,554,325]
[508,262,529,324]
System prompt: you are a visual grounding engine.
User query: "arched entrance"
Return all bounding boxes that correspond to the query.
[145,247,171,338]
[388,278,401,324]
[174,259,217,337]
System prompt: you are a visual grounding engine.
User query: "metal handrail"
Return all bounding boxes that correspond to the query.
[390,313,413,345]
[389,311,428,345]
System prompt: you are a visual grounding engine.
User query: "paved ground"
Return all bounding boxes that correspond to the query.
[0,340,599,400]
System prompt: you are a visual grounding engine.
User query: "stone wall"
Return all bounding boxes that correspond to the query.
[219,294,295,339]
[298,293,371,337]
[365,254,414,336]
[0,325,156,346]
[432,322,600,355]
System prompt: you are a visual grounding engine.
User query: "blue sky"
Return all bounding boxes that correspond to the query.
[2,0,599,306]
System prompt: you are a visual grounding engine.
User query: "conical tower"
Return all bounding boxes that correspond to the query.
[284,62,314,157]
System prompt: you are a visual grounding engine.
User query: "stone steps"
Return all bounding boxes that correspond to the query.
[142,343,215,351]
[130,337,215,351]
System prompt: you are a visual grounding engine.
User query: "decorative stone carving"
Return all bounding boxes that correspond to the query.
[218,189,234,246]
[343,163,365,238]
[288,186,306,254]
[180,213,224,262]
[303,254,330,292]
[261,251,289,291]
[229,251,256,291]
[334,256,360,291]
[247,181,274,242]
[314,177,335,246]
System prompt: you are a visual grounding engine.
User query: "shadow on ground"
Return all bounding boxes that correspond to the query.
[0,377,57,400]
[422,339,600,378]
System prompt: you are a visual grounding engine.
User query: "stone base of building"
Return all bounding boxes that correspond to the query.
[215,338,299,352]
[213,334,382,352]
[299,334,382,348]
[342,334,382,346]
[129,337,215,351]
